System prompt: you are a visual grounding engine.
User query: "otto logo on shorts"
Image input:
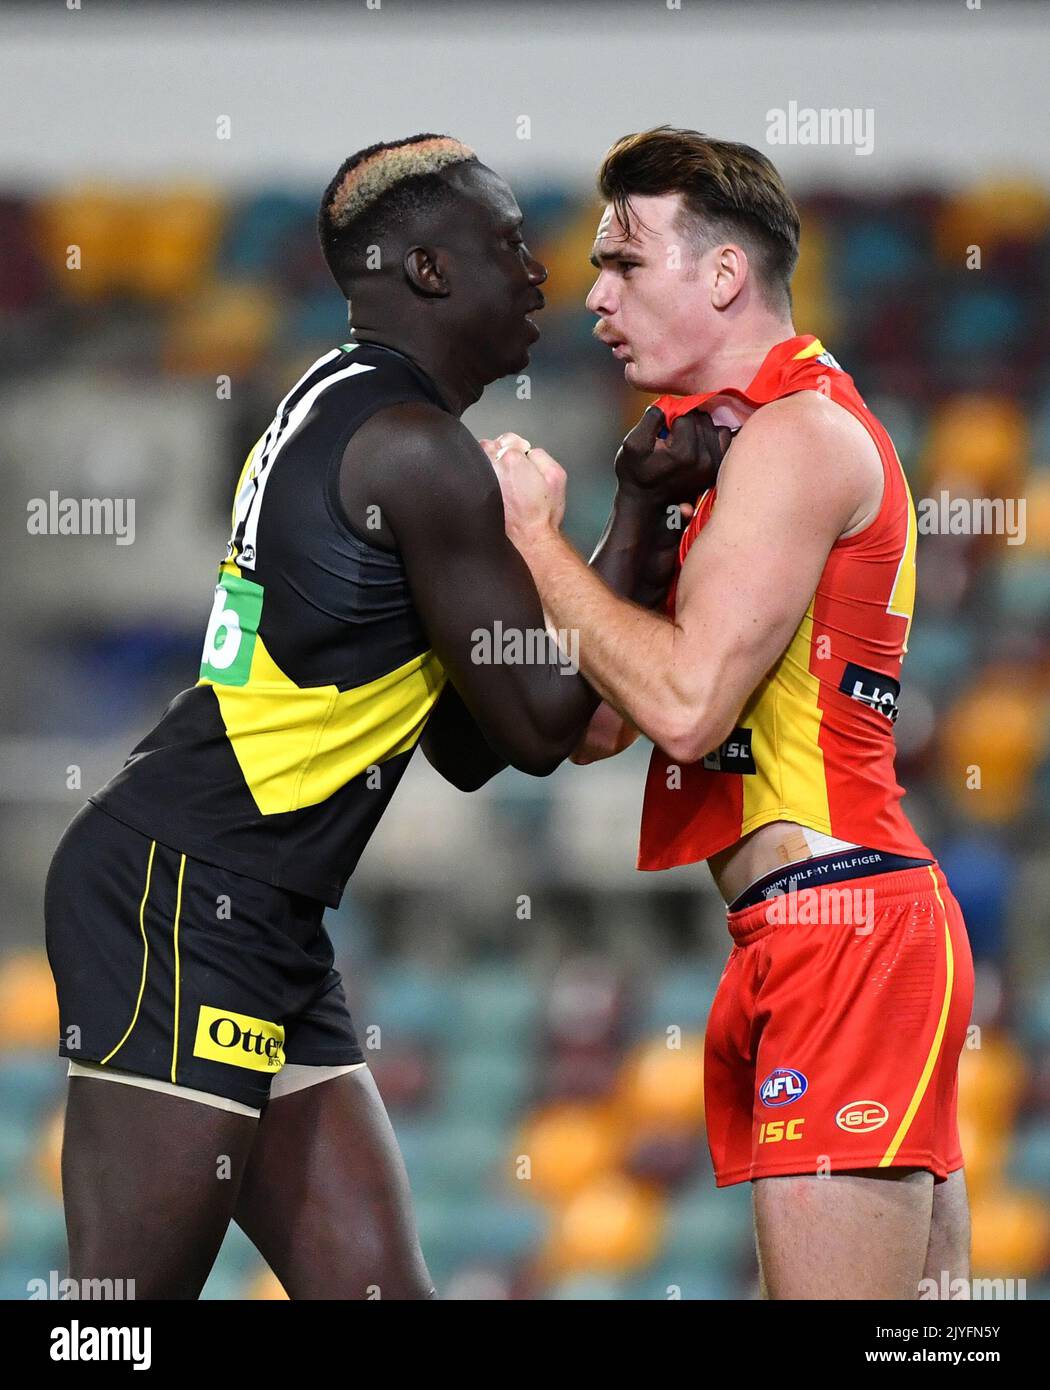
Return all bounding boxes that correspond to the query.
[759,1067,808,1107]
[835,1099,889,1132]
[193,1005,285,1073]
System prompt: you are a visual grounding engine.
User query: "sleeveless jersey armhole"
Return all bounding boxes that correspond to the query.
[814,392,896,550]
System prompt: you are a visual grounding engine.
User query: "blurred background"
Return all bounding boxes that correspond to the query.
[2,0,1049,1300]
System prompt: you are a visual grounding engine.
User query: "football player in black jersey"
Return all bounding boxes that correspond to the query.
[46,134,723,1299]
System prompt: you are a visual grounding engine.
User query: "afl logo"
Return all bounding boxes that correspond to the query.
[835,1100,889,1133]
[759,1067,808,1107]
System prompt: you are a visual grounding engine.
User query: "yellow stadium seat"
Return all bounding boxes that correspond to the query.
[543,1173,665,1276]
[921,395,1029,497]
[128,187,226,302]
[970,1188,1050,1279]
[514,1101,625,1202]
[1014,475,1050,555]
[955,1116,1005,1200]
[0,951,59,1049]
[535,201,605,309]
[936,178,1050,262]
[791,215,841,342]
[940,678,1046,821]
[615,1034,705,1134]
[957,1030,1026,1130]
[163,283,279,376]
[35,1107,64,1200]
[32,186,138,300]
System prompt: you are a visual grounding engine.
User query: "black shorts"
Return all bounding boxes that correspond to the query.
[45,801,364,1110]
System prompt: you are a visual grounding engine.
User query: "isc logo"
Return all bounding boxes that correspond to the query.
[758,1118,805,1144]
[835,1100,889,1133]
[759,1067,808,1107]
[702,727,757,775]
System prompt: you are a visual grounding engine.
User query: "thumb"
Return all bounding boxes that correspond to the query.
[627,403,666,454]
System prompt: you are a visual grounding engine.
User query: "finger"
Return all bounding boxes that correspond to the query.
[493,443,530,465]
[624,403,666,454]
[522,446,557,473]
[478,438,501,461]
[496,432,532,454]
[695,411,724,460]
[527,449,565,492]
[668,409,702,463]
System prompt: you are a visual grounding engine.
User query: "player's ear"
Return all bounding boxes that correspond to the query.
[404,246,450,297]
[711,243,747,311]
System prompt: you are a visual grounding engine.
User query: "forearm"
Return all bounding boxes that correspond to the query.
[589,487,677,608]
[518,528,703,756]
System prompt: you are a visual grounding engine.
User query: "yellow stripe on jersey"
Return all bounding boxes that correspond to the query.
[792,338,827,360]
[230,442,259,530]
[740,596,833,835]
[198,637,446,816]
[886,444,918,654]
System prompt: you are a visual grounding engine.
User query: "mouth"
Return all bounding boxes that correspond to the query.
[524,297,544,339]
[596,327,631,359]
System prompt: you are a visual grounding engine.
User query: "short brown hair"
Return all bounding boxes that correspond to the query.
[597,126,801,309]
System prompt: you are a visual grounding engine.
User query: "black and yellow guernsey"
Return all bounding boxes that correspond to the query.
[90,342,449,907]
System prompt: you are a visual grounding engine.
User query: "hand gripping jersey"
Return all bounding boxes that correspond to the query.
[638,334,932,870]
[91,342,449,906]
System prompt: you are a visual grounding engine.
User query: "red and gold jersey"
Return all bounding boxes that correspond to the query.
[638,334,932,871]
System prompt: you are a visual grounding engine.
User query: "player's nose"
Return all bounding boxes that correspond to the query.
[585,271,615,318]
[526,251,548,286]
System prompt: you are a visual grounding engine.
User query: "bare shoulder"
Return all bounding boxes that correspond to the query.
[719,390,883,532]
[339,401,497,545]
[346,400,476,468]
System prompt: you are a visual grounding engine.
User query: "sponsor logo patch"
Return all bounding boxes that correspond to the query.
[702,726,756,774]
[193,1005,285,1072]
[759,1067,809,1107]
[839,662,900,724]
[199,572,264,687]
[835,1100,889,1133]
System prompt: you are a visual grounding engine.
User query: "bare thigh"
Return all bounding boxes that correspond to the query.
[753,1167,935,1299]
[233,1066,434,1299]
[922,1168,971,1288]
[62,1076,258,1300]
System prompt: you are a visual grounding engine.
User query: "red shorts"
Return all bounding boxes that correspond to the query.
[704,863,974,1186]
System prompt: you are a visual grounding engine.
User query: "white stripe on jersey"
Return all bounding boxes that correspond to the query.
[228,346,346,560]
[237,351,376,571]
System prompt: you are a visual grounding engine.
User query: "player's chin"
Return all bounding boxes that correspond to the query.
[622,358,648,389]
[506,339,533,374]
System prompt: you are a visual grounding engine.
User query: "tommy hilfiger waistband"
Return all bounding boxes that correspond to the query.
[727,847,935,913]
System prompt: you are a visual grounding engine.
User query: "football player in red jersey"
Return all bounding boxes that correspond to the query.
[487,127,974,1300]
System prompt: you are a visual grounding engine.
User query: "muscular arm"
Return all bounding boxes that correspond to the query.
[499,392,883,764]
[340,403,615,780]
